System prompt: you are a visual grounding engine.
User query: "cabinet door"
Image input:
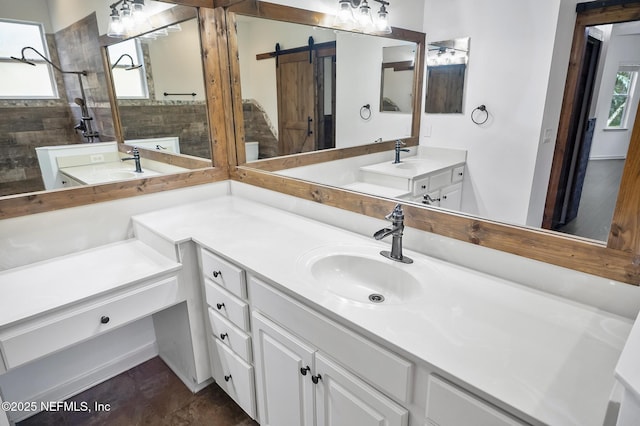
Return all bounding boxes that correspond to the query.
[440,183,462,210]
[315,353,408,426]
[252,312,315,426]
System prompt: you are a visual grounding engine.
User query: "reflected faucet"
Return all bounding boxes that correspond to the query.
[373,204,413,264]
[122,147,143,173]
[393,139,410,164]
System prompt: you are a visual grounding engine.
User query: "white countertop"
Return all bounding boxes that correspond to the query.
[0,240,181,328]
[616,311,640,401]
[60,161,161,185]
[132,195,632,426]
[341,182,411,198]
[360,155,464,179]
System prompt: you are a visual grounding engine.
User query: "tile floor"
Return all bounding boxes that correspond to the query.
[17,357,258,426]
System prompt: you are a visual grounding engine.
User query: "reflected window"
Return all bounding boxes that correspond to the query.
[607,66,638,129]
[109,38,148,99]
[0,19,58,99]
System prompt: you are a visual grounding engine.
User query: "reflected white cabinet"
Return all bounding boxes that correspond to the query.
[252,311,408,426]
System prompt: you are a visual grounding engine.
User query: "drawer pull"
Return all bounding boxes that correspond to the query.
[300,366,311,376]
[100,316,110,324]
[216,303,225,310]
[220,332,228,340]
[312,373,322,384]
[212,270,222,278]
[224,374,232,382]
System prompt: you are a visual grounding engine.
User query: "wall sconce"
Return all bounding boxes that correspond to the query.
[334,0,391,34]
[107,0,147,38]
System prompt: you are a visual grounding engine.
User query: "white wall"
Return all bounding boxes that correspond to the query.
[422,0,578,227]
[0,0,52,32]
[148,18,206,102]
[590,26,640,160]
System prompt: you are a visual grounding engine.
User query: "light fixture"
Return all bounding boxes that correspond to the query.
[107,0,146,38]
[373,0,391,34]
[333,0,391,34]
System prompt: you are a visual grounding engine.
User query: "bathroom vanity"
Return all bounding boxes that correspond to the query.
[127,188,629,426]
[0,184,634,425]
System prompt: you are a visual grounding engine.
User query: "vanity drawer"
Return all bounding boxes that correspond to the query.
[0,276,179,370]
[210,338,256,419]
[204,279,250,331]
[200,248,247,299]
[412,176,430,196]
[249,276,413,403]
[451,165,465,183]
[208,307,252,361]
[428,169,452,190]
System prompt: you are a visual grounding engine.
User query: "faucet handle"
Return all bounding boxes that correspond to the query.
[395,139,406,147]
[385,204,404,221]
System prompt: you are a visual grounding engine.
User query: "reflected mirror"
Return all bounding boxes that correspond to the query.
[235,14,418,161]
[108,16,211,160]
[380,43,416,113]
[425,37,469,114]
[0,0,210,198]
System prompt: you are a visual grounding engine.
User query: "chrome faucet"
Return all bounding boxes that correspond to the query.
[373,204,413,264]
[393,139,410,164]
[122,147,143,173]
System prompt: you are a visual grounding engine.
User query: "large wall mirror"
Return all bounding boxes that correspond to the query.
[0,0,221,216]
[229,1,425,167]
[230,1,640,285]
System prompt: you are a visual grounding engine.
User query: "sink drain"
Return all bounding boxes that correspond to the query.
[368,293,385,303]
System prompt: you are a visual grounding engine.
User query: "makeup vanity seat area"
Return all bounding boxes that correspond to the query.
[131,193,633,426]
[0,240,186,423]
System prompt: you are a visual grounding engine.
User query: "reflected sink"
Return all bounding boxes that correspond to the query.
[108,171,142,180]
[297,245,424,305]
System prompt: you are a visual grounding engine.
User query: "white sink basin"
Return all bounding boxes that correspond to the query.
[297,244,424,305]
[108,171,143,180]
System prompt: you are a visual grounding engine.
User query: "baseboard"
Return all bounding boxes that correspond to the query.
[588,155,626,161]
[159,354,213,393]
[10,343,158,423]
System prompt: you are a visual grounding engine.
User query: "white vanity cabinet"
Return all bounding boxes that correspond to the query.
[249,276,409,426]
[359,159,465,209]
[198,247,256,419]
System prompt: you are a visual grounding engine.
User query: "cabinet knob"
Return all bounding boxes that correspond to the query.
[442,195,448,200]
[220,333,228,340]
[311,374,322,384]
[224,374,232,382]
[458,172,463,176]
[300,366,311,376]
[100,316,110,324]
[212,270,222,278]
[421,184,426,189]
[216,303,225,310]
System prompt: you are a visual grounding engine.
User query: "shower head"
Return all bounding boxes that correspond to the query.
[10,55,36,66]
[111,54,142,71]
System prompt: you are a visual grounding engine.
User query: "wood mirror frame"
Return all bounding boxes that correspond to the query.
[0,1,230,219]
[225,0,425,169]
[230,1,640,285]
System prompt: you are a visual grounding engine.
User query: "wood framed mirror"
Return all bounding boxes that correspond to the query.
[0,0,229,219]
[225,0,425,170]
[229,0,640,285]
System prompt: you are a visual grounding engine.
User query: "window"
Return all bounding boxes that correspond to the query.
[0,19,58,99]
[108,38,148,99]
[606,65,639,129]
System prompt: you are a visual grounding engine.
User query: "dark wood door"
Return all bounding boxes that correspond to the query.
[425,64,466,114]
[276,51,317,155]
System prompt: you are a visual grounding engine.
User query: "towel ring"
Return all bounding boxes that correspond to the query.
[471,104,489,125]
[360,104,372,120]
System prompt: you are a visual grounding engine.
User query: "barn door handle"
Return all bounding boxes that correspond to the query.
[307,116,313,136]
